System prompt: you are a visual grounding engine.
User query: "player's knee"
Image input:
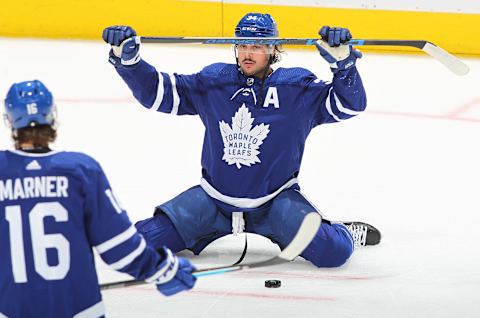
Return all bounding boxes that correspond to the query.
[302,225,354,268]
[135,217,155,237]
[134,215,164,248]
[333,242,354,267]
[308,241,353,267]
[134,213,187,252]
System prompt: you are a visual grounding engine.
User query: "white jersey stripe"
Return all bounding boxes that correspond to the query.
[325,88,343,122]
[73,301,105,318]
[150,72,165,111]
[105,189,122,213]
[201,177,298,209]
[94,225,136,254]
[333,92,362,116]
[108,237,147,270]
[170,74,180,115]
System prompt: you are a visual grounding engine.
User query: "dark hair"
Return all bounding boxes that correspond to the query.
[13,125,57,149]
[271,45,284,64]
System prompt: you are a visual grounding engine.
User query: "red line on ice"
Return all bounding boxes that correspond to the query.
[445,97,480,118]
[235,270,381,281]
[56,97,480,123]
[366,109,480,123]
[189,290,336,302]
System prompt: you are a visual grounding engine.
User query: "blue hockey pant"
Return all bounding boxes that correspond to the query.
[135,185,354,268]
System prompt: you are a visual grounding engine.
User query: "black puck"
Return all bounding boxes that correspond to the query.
[264,280,281,288]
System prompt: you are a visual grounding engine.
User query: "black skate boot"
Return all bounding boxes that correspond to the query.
[343,222,381,247]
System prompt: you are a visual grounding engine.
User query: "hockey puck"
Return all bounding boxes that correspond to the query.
[264,280,281,288]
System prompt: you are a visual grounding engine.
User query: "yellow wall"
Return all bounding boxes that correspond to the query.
[0,1,223,38]
[224,5,480,56]
[1,1,479,56]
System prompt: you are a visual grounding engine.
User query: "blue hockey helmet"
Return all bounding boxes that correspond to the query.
[4,80,55,130]
[235,13,279,37]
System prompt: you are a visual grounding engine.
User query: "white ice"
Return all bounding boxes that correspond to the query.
[1,37,479,318]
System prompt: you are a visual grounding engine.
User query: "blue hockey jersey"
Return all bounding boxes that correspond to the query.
[0,150,167,317]
[115,60,366,211]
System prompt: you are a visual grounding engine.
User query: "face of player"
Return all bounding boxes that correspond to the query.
[236,44,274,77]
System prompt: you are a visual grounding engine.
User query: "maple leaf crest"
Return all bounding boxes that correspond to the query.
[219,104,270,169]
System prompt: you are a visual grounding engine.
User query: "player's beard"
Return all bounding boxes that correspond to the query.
[240,58,270,78]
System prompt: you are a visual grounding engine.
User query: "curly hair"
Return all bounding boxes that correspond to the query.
[13,125,57,150]
[271,45,284,64]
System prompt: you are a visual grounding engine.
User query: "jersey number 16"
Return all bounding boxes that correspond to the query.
[4,202,70,283]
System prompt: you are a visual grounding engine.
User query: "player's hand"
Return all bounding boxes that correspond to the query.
[315,26,362,73]
[102,26,141,66]
[319,26,352,47]
[154,246,196,296]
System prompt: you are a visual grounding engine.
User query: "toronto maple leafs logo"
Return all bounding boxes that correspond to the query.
[219,104,270,169]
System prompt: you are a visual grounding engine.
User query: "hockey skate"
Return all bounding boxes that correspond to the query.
[343,222,381,247]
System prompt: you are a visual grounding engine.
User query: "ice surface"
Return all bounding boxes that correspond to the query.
[1,37,479,318]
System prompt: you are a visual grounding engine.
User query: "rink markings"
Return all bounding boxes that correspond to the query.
[103,284,337,302]
[57,97,135,104]
[445,97,480,119]
[234,270,384,281]
[367,109,480,123]
[186,290,336,302]
[56,97,480,123]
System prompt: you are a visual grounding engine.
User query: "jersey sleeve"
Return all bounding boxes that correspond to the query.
[82,160,168,281]
[305,66,367,126]
[115,60,200,116]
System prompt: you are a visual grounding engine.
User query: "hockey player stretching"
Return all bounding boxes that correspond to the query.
[0,80,196,317]
[102,13,381,269]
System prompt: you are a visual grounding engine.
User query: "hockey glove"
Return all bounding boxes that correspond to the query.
[315,26,362,74]
[153,246,196,297]
[102,25,141,67]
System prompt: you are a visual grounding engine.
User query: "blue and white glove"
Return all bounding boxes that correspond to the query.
[102,25,141,67]
[150,246,196,297]
[315,26,362,73]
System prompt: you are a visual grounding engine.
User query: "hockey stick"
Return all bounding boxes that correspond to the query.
[100,212,321,290]
[232,233,248,266]
[138,36,469,76]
